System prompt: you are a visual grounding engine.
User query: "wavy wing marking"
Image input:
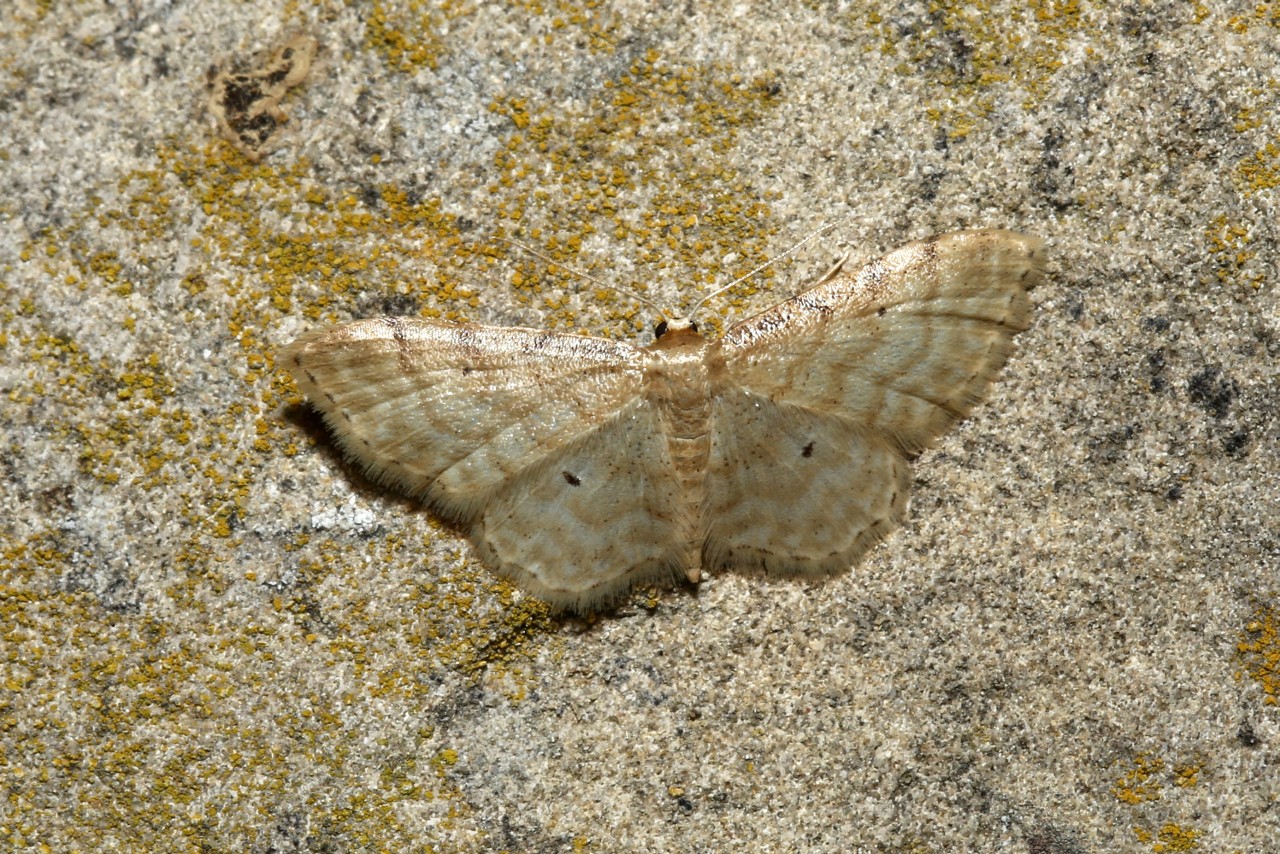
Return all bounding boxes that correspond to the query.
[705,230,1043,577]
[285,317,645,524]
[472,397,692,611]
[720,230,1044,455]
[702,391,911,577]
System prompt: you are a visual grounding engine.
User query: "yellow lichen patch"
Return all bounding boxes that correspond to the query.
[364,0,470,73]
[485,50,787,333]
[1238,604,1279,704]
[0,9,844,846]
[1112,752,1164,804]
[1226,2,1280,33]
[1114,753,1209,851]
[5,119,568,851]
[1233,104,1262,133]
[1202,214,1263,290]
[507,0,622,51]
[0,536,285,849]
[9,324,193,491]
[89,137,492,537]
[1233,142,1280,193]
[114,352,175,403]
[1133,822,1202,852]
[268,531,554,703]
[0,534,494,847]
[1171,762,1200,788]
[862,0,1087,112]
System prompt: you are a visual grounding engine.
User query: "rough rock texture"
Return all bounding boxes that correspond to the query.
[2,2,1276,851]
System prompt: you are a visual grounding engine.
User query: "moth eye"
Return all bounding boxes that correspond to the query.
[688,320,699,333]
[654,320,669,338]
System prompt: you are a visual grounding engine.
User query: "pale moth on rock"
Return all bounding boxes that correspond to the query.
[285,229,1044,613]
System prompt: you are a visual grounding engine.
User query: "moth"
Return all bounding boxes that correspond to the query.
[284,229,1044,613]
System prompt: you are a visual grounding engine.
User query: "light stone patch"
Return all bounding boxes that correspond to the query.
[285,229,1044,613]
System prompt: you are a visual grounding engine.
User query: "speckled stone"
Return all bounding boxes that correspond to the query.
[2,2,1277,852]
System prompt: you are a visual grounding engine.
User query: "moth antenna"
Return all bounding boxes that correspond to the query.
[495,237,667,318]
[812,252,849,286]
[684,221,838,321]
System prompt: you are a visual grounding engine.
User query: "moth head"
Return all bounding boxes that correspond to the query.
[654,317,698,339]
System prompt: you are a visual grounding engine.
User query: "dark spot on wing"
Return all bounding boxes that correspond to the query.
[801,441,814,458]
[876,306,886,317]
[562,471,581,486]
